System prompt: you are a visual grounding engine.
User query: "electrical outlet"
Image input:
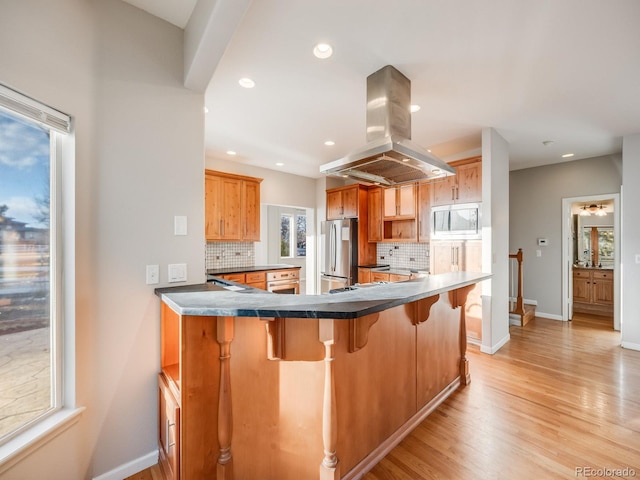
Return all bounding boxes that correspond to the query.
[146,265,159,285]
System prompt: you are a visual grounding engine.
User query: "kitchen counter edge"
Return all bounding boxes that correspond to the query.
[156,271,491,320]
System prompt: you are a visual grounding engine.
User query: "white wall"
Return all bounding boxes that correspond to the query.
[510,154,622,317]
[0,1,204,478]
[481,128,510,353]
[622,135,640,350]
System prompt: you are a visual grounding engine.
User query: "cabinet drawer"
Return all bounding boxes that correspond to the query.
[592,270,612,280]
[267,269,299,281]
[389,273,409,283]
[573,270,590,279]
[371,272,390,282]
[221,273,245,283]
[159,374,180,480]
[246,271,266,283]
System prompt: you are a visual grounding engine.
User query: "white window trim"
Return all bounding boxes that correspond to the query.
[0,85,80,470]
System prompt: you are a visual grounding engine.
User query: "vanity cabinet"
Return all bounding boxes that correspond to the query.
[431,157,482,206]
[205,170,262,242]
[573,268,613,316]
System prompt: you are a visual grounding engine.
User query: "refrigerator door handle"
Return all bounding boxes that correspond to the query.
[331,223,337,272]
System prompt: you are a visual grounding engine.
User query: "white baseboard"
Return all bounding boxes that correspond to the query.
[535,311,564,321]
[509,297,538,306]
[480,333,510,354]
[621,341,640,352]
[93,450,158,480]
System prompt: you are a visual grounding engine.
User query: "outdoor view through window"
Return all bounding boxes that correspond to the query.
[0,108,53,441]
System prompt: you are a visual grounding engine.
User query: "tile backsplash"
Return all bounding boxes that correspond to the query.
[206,242,255,270]
[376,242,430,271]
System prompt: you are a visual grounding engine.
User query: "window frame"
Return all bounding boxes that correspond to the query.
[0,84,81,471]
[279,211,306,260]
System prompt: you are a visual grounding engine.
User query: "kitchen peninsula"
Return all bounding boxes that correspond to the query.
[155,271,490,480]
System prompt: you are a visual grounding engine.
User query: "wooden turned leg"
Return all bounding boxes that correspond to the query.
[459,310,471,385]
[319,320,339,480]
[217,317,234,479]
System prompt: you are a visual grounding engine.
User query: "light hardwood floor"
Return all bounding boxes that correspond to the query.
[128,314,640,480]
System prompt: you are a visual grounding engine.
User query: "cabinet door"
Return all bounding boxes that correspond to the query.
[398,184,416,217]
[592,272,613,305]
[462,240,482,272]
[430,242,453,274]
[456,161,482,203]
[243,180,261,241]
[326,191,344,220]
[368,187,383,242]
[341,187,359,218]
[383,188,397,218]
[205,174,222,240]
[159,375,180,480]
[431,176,456,206]
[220,177,242,240]
[572,273,591,303]
[389,273,408,283]
[417,182,431,243]
[358,268,372,284]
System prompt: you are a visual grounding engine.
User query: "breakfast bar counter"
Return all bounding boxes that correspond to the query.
[155,272,490,480]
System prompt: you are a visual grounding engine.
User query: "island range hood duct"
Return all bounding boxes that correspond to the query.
[320,65,455,186]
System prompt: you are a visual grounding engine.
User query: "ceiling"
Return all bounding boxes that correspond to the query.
[122,0,640,179]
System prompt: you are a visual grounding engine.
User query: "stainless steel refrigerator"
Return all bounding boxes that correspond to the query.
[320,218,358,293]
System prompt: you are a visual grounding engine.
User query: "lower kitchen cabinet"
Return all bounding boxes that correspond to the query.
[431,240,483,341]
[158,373,180,480]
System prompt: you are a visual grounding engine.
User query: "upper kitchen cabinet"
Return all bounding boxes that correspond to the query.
[383,184,416,219]
[326,184,360,219]
[205,170,262,242]
[432,157,482,206]
[417,182,431,243]
[367,187,383,242]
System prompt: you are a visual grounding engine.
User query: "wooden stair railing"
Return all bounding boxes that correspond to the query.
[509,248,535,326]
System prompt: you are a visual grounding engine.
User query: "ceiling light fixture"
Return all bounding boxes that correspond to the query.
[204,107,209,114]
[562,153,574,158]
[276,162,284,167]
[324,140,335,146]
[226,150,237,156]
[580,204,607,216]
[410,105,421,113]
[238,77,255,88]
[313,43,333,59]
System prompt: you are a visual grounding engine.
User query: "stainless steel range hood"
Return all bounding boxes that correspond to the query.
[320,65,455,186]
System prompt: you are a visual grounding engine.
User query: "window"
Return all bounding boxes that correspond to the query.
[0,84,70,449]
[280,211,306,258]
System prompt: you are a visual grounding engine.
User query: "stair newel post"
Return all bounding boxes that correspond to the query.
[319,318,340,480]
[217,316,234,480]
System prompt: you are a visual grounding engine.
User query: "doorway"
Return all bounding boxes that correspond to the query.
[561,194,620,331]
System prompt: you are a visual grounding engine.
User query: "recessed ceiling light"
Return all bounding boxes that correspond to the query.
[402,158,410,162]
[313,43,333,59]
[276,162,284,167]
[562,153,574,158]
[410,105,421,113]
[324,140,335,146]
[204,106,209,114]
[226,150,237,156]
[238,77,255,88]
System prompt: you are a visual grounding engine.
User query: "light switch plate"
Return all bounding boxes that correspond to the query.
[146,264,159,285]
[174,216,187,236]
[168,263,187,283]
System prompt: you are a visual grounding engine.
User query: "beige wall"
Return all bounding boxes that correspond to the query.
[0,1,204,478]
[509,154,622,317]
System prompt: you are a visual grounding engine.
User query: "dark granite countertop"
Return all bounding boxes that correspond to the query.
[156,271,491,319]
[207,264,301,276]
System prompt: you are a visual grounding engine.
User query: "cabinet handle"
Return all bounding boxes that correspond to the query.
[167,419,176,448]
[220,219,224,236]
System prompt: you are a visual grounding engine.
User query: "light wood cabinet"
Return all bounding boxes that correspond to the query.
[326,185,377,266]
[205,170,262,242]
[245,271,267,290]
[158,374,180,480]
[368,187,383,242]
[417,182,431,243]
[432,157,482,206]
[327,185,359,219]
[573,268,613,316]
[383,184,416,219]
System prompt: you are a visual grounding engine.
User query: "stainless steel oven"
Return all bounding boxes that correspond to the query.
[267,270,300,294]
